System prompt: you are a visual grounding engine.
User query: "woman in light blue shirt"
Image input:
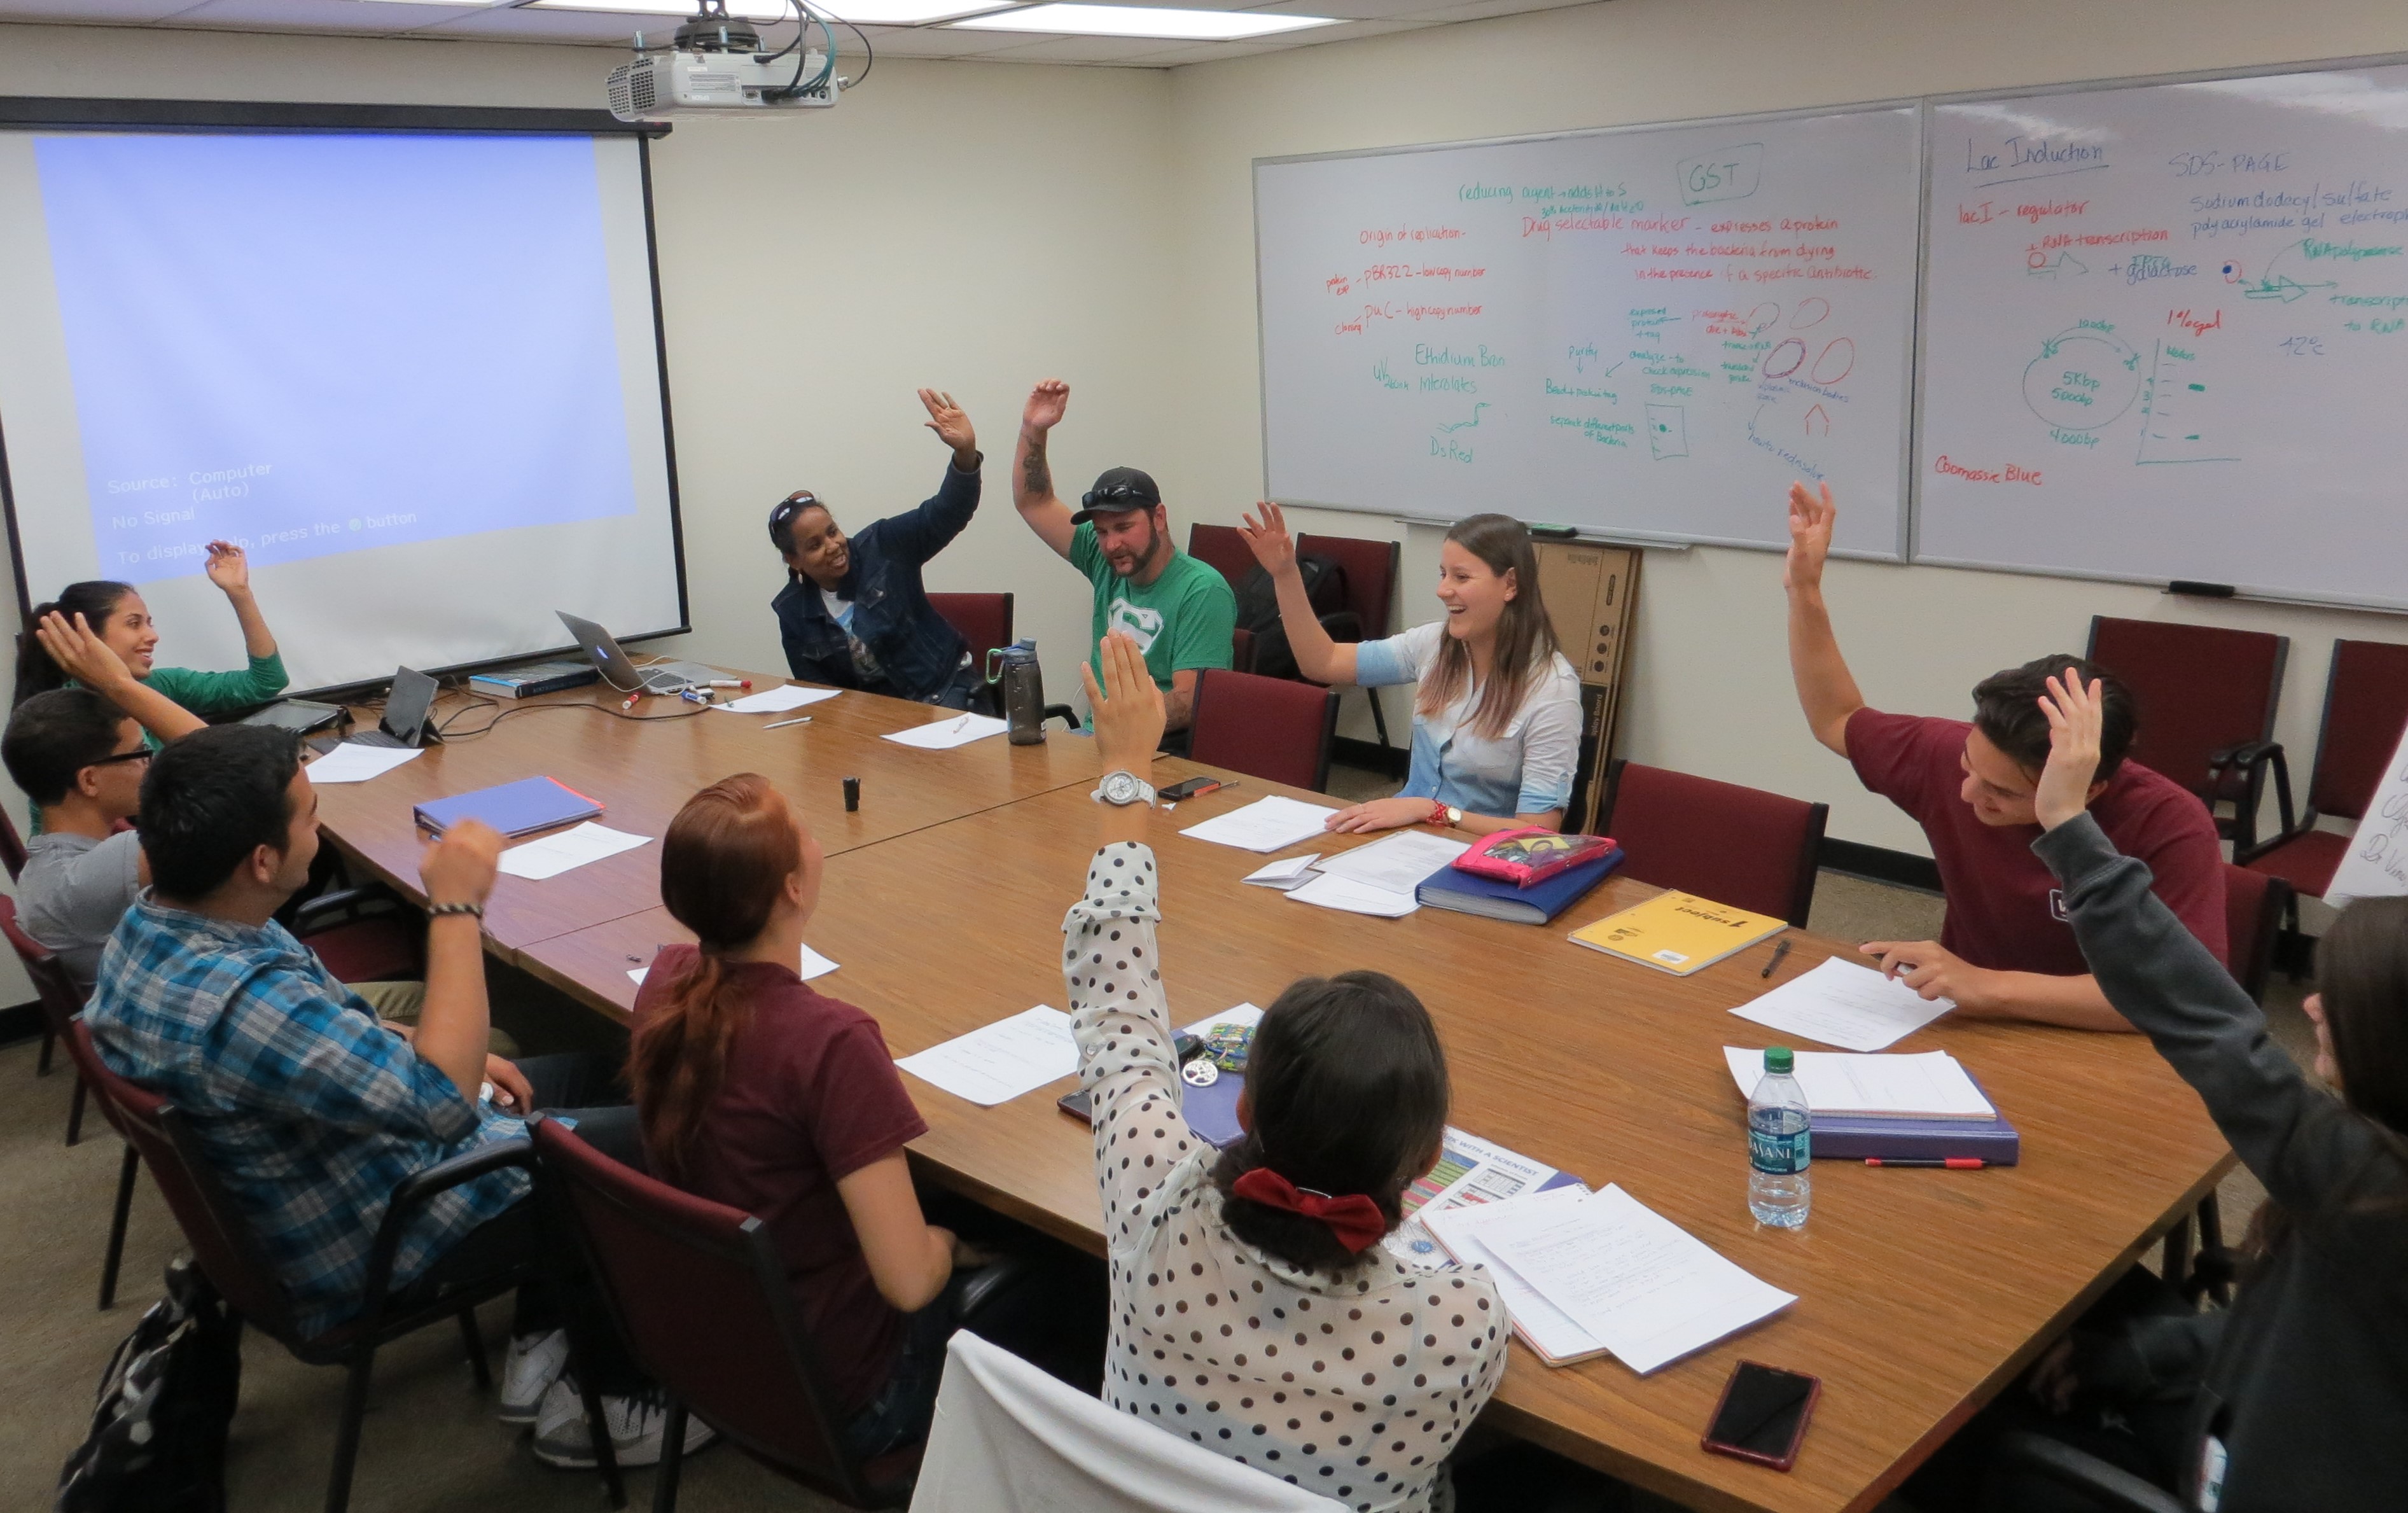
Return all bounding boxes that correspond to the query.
[1237,504,1582,834]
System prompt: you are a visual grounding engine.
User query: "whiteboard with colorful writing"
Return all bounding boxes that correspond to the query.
[1255,106,1922,556]
[1919,65,2408,608]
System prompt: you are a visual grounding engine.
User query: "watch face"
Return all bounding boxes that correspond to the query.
[1102,771,1140,802]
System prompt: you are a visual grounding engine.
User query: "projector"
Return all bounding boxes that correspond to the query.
[606,1,844,123]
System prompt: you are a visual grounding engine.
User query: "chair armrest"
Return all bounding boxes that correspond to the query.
[1316,610,1364,645]
[289,884,404,933]
[358,1137,535,1320]
[2209,741,2297,857]
[1042,704,1082,732]
[1986,1431,2189,1513]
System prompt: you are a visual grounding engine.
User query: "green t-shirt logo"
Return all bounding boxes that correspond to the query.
[1107,597,1165,653]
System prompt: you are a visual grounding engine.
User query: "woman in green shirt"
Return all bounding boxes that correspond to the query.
[16,541,288,744]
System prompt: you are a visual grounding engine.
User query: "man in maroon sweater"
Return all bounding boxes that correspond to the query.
[1781,482,2225,1032]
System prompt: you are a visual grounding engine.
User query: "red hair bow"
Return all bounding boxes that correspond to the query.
[1231,1167,1389,1253]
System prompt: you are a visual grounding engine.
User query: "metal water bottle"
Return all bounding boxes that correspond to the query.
[989,638,1045,746]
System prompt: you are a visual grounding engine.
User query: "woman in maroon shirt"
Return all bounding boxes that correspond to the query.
[628,773,968,1458]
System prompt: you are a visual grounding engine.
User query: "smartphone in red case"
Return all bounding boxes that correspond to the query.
[1701,1361,1819,1472]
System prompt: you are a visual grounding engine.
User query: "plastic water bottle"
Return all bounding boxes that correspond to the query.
[990,638,1046,746]
[1747,1046,1812,1228]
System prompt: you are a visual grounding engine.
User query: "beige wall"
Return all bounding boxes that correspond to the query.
[1162,0,2408,857]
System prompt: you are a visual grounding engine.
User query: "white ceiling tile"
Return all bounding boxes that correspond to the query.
[408,1,648,39]
[0,0,201,20]
[1395,0,1597,19]
[170,0,461,33]
[846,22,1016,56]
[952,31,1202,61]
[1241,0,1417,17]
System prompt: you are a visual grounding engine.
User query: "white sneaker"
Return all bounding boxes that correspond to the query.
[530,1376,718,1470]
[498,1329,570,1425]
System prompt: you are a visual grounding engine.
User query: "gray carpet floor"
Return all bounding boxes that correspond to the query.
[0,763,2316,1510]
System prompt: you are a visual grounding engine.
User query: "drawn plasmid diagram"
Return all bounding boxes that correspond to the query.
[1763,336,1855,385]
[2022,326,2140,431]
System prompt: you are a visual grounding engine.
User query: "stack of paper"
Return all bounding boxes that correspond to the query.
[714,684,840,715]
[895,1005,1077,1105]
[306,744,426,785]
[1424,1187,1604,1365]
[1242,854,1320,891]
[1178,796,1338,853]
[627,943,840,989]
[1288,832,1470,917]
[882,712,1010,750]
[1391,1126,1577,1262]
[1729,956,1954,1052]
[1454,1185,1796,1374]
[1720,1046,1995,1119]
[494,822,651,881]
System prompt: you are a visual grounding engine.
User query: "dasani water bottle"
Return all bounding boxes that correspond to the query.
[1748,1046,1811,1228]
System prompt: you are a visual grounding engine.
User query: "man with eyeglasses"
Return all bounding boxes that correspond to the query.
[1012,378,1236,742]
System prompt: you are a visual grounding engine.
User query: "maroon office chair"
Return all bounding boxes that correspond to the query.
[2241,638,2408,912]
[2085,617,2288,847]
[1296,531,1402,749]
[1595,760,1828,927]
[52,1014,143,1311]
[0,804,26,881]
[1185,523,1256,593]
[1187,669,1340,793]
[0,893,95,1147]
[531,1118,920,1512]
[1230,625,1256,674]
[73,1021,533,1513]
[927,593,1014,666]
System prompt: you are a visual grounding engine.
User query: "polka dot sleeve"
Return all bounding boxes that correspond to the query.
[1063,841,1188,1252]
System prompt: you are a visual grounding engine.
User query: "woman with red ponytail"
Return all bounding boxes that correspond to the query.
[627,773,968,1463]
[1069,633,1508,1513]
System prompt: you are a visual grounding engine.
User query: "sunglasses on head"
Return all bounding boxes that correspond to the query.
[1081,483,1153,508]
[770,491,821,529]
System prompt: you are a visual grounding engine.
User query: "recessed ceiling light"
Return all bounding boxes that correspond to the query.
[527,0,1010,24]
[949,3,1340,39]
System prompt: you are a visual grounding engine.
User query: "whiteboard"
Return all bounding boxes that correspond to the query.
[1255,106,1922,557]
[1919,65,2408,608]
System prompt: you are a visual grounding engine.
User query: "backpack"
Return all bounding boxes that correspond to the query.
[1234,556,1350,682]
[57,1257,243,1513]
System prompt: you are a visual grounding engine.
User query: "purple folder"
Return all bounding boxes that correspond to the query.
[413,776,602,838]
[1809,1071,2021,1164]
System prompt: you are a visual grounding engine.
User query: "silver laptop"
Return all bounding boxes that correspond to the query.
[555,610,720,694]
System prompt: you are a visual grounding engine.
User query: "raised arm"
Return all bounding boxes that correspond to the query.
[206,542,280,664]
[1012,379,1078,561]
[1237,501,1356,685]
[412,819,502,1105]
[1784,482,1865,757]
[34,613,205,743]
[879,390,984,566]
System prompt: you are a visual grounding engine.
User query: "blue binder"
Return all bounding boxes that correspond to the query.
[1412,846,1624,925]
[413,776,603,837]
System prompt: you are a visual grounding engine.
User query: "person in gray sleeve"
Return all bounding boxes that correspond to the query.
[2022,666,2408,1513]
[4,688,168,990]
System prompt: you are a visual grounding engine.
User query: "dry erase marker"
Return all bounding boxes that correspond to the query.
[843,776,861,812]
[763,715,812,730]
[1864,1157,1987,1169]
[1760,937,1793,979]
[707,679,752,690]
[620,692,642,711]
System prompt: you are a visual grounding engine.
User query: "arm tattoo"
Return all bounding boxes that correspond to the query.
[1023,439,1052,500]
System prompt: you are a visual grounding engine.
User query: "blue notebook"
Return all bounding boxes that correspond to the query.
[1810,1071,2021,1164]
[414,776,603,837]
[1413,846,1624,925]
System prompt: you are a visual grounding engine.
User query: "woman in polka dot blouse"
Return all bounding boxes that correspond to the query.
[1068,632,1509,1513]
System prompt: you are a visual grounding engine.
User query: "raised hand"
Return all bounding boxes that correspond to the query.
[919,388,977,459]
[1237,501,1298,577]
[2034,668,2106,831]
[1022,379,1070,434]
[1783,481,1835,593]
[204,540,251,596]
[35,611,136,694]
[421,818,504,910]
[1082,631,1166,776]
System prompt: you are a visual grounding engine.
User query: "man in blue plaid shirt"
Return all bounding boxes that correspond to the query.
[86,724,707,1470]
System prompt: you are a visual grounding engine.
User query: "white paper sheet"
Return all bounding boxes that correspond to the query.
[1242,854,1321,889]
[1480,1184,1796,1375]
[714,684,840,715]
[882,712,1010,750]
[1313,832,1472,895]
[895,1005,1078,1106]
[305,744,426,784]
[2325,716,2408,905]
[628,943,840,988]
[1424,1187,1604,1363]
[1727,955,1954,1052]
[494,822,653,881]
[1178,795,1339,853]
[1288,871,1420,917]
[1720,1046,1994,1119]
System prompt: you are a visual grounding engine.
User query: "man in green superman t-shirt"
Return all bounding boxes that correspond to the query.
[1010,379,1236,744]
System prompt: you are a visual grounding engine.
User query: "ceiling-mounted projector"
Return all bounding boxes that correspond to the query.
[607,0,851,123]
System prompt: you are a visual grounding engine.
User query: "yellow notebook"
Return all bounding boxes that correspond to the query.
[1567,890,1786,976]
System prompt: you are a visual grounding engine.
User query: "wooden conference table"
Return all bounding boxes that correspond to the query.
[316,672,2232,1513]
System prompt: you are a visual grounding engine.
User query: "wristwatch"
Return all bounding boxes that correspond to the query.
[1428,800,1464,828]
[1092,770,1158,807]
[1092,770,1157,807]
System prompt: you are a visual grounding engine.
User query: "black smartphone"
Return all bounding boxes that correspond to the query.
[1057,1033,1202,1125]
[1160,776,1232,802]
[1701,1362,1819,1472]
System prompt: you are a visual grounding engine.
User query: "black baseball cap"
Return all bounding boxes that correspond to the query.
[1071,466,1162,524]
